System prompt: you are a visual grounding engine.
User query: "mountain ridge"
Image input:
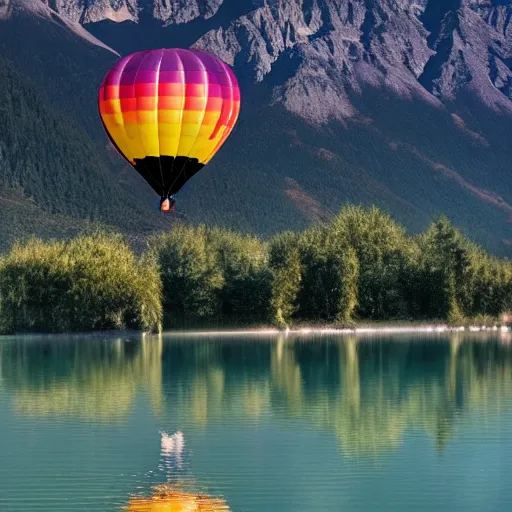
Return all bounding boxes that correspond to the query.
[1,0,119,53]
[41,0,512,122]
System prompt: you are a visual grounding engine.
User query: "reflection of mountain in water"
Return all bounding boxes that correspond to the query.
[2,333,512,455]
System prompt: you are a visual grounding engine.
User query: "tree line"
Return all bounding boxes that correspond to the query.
[0,205,511,333]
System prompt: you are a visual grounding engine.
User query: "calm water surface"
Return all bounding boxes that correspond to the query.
[1,332,512,511]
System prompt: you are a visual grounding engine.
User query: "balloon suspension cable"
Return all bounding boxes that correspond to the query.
[166,158,190,199]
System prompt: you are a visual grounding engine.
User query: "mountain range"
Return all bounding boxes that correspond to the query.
[0,0,511,254]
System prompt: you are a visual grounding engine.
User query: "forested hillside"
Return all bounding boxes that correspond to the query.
[0,55,172,251]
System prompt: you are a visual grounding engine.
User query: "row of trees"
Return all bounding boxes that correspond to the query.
[0,233,161,333]
[1,206,511,333]
[150,206,512,329]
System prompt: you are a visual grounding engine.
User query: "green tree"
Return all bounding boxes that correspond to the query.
[296,227,359,324]
[206,228,272,324]
[328,205,414,319]
[268,232,302,328]
[417,217,475,321]
[150,225,224,326]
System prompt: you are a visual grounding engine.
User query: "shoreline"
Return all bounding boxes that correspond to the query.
[1,322,511,340]
[161,324,511,337]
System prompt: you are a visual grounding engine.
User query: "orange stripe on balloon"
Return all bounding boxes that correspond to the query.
[184,96,209,110]
[100,100,121,115]
[122,111,138,124]
[158,82,185,96]
[157,96,189,110]
[137,96,158,110]
[111,96,188,112]
[206,97,223,111]
[104,85,120,100]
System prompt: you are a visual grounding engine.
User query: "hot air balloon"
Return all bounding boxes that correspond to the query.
[98,48,241,213]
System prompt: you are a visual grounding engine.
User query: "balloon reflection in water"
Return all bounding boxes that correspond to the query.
[125,484,231,512]
[125,431,231,512]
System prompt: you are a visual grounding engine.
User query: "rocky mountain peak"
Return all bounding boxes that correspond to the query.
[38,0,225,24]
[15,0,512,122]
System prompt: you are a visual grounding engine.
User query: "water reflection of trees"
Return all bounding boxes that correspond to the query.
[2,333,512,456]
[160,334,512,457]
[0,335,163,421]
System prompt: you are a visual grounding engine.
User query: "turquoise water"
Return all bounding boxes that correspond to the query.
[1,332,512,511]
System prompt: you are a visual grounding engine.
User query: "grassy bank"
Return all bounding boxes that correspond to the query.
[0,206,511,334]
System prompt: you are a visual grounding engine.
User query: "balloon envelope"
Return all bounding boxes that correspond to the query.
[98,48,240,200]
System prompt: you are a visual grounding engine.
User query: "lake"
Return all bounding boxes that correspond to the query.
[1,331,511,511]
